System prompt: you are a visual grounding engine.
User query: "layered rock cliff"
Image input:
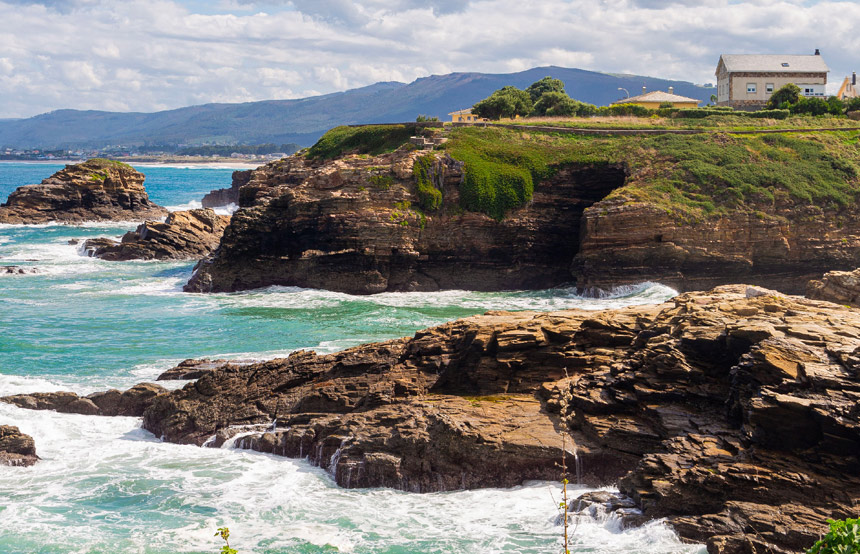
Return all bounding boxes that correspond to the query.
[0,159,167,224]
[185,149,625,293]
[807,267,860,306]
[134,285,859,553]
[82,209,229,261]
[573,198,860,295]
[201,169,251,208]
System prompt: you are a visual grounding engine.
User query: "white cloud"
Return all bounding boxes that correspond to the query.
[0,0,858,118]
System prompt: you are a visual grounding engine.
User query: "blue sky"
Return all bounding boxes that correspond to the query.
[0,0,857,118]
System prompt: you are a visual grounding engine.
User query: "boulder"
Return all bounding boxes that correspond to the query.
[0,158,167,224]
[1,266,39,275]
[0,425,39,466]
[82,209,230,261]
[806,268,860,306]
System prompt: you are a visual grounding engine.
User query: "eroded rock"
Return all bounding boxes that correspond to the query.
[1,383,167,417]
[0,159,167,224]
[82,209,230,261]
[0,425,39,466]
[807,268,860,307]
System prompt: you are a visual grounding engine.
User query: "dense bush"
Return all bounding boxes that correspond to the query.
[472,86,533,120]
[744,109,790,119]
[532,92,585,117]
[596,104,654,117]
[307,125,417,160]
[768,83,801,109]
[412,154,443,211]
[526,77,566,103]
[806,518,860,554]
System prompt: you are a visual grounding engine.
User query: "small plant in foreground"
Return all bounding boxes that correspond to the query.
[216,527,238,554]
[807,518,860,554]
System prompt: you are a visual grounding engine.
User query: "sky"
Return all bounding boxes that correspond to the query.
[0,0,858,118]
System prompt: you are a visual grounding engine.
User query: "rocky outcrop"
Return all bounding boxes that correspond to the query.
[1,383,167,417]
[0,425,39,466]
[573,198,860,295]
[82,209,230,261]
[0,159,167,224]
[806,268,860,306]
[201,170,251,208]
[157,358,257,380]
[184,150,625,293]
[1,266,39,275]
[138,285,859,553]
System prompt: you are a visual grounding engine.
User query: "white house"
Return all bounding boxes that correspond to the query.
[715,50,829,109]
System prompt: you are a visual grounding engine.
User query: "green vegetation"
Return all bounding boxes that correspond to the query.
[415,115,439,122]
[472,86,533,120]
[807,518,860,553]
[215,527,237,554]
[412,154,443,211]
[86,158,133,169]
[369,174,394,190]
[307,124,418,160]
[526,77,566,103]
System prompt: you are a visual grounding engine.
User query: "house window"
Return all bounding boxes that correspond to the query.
[766,83,774,94]
[805,88,814,95]
[747,83,757,94]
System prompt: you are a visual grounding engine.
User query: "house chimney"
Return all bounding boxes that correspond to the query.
[642,86,647,94]
[814,48,820,55]
[668,86,674,95]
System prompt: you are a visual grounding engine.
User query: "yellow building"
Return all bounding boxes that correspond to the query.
[610,87,700,109]
[837,73,858,100]
[449,109,483,123]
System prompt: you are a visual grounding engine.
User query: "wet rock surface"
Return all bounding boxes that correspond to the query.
[1,383,167,417]
[185,150,625,294]
[9,285,859,552]
[1,265,39,275]
[82,209,230,261]
[156,358,258,380]
[0,159,167,224]
[0,425,39,466]
[807,267,860,307]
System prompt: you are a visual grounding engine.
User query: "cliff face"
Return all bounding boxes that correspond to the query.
[201,169,252,208]
[185,149,625,294]
[0,159,167,224]
[82,209,230,261]
[138,285,860,554]
[573,198,860,295]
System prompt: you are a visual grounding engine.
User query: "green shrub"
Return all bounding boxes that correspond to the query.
[307,125,417,160]
[412,154,443,211]
[472,86,533,120]
[415,115,439,122]
[369,174,394,190]
[596,104,654,117]
[526,77,566,103]
[744,109,790,119]
[807,518,860,554]
[768,83,801,109]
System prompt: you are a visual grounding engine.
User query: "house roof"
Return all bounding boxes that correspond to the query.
[448,109,474,115]
[718,54,829,74]
[611,91,701,105]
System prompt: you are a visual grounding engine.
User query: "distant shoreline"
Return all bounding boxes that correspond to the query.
[0,159,265,169]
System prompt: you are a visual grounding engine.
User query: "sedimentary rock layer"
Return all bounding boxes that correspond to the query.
[136,285,859,553]
[807,267,860,307]
[0,159,167,224]
[82,209,230,261]
[201,170,252,208]
[0,425,39,466]
[184,150,624,293]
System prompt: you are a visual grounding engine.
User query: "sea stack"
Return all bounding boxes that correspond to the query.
[0,425,39,467]
[0,158,167,224]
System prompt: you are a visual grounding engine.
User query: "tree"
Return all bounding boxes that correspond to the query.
[767,83,801,109]
[531,91,577,116]
[472,86,533,120]
[710,94,718,105]
[525,76,566,103]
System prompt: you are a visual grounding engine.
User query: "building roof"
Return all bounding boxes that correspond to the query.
[448,109,474,115]
[718,54,829,74]
[611,91,701,105]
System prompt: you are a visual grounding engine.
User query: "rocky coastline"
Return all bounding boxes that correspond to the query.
[0,425,39,467]
[0,159,167,224]
[82,208,230,261]
[5,284,858,553]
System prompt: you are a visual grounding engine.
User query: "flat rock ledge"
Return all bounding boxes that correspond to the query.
[7,285,860,553]
[807,267,860,307]
[82,209,230,261]
[156,358,258,381]
[0,158,167,224]
[1,383,167,417]
[0,425,39,466]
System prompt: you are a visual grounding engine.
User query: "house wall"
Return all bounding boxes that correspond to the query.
[625,101,700,109]
[716,71,827,107]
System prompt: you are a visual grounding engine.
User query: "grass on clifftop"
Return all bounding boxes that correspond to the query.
[84,158,134,169]
[308,124,860,220]
[441,126,860,220]
[306,125,419,160]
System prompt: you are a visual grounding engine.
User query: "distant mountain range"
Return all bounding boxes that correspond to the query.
[0,66,714,149]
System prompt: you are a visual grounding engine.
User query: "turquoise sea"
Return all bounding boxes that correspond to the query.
[0,162,704,554]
